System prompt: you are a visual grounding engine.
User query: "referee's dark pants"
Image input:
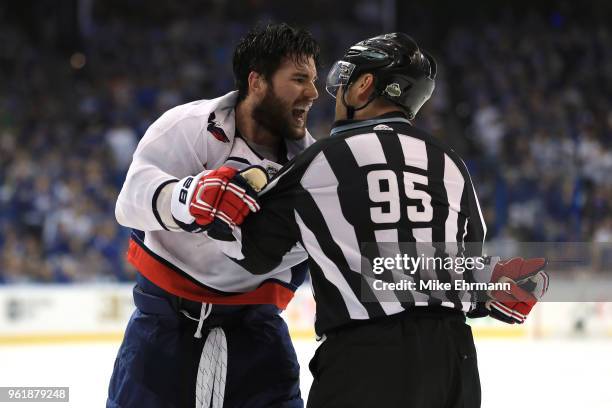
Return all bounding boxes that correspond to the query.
[306,308,480,408]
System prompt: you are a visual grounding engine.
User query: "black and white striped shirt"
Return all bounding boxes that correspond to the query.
[223,112,487,335]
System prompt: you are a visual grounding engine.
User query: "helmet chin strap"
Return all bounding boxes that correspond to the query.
[341,83,378,120]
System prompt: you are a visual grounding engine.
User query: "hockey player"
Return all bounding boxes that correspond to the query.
[189,33,549,407]
[107,23,319,407]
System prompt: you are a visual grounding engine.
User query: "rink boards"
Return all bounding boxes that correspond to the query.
[0,284,611,344]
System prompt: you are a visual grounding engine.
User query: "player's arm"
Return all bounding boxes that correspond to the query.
[195,148,324,275]
[213,163,310,274]
[461,170,549,323]
[115,112,208,232]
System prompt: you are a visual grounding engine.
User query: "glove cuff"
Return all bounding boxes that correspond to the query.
[170,171,212,232]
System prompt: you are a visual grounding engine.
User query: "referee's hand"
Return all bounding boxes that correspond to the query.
[486,258,549,324]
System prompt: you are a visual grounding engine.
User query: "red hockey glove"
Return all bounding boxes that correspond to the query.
[171,166,268,237]
[486,257,549,324]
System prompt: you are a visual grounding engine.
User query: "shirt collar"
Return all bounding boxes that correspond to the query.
[330,111,411,137]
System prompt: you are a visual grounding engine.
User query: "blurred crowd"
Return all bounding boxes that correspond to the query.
[437,11,612,243]
[1,1,611,283]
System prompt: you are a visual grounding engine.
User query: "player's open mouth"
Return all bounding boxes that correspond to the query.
[292,108,306,125]
[292,103,312,126]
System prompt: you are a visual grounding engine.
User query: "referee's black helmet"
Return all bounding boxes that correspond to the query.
[326,33,436,120]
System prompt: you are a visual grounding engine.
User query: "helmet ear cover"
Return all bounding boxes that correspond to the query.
[374,72,435,120]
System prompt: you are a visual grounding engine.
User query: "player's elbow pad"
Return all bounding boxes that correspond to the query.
[114,199,130,228]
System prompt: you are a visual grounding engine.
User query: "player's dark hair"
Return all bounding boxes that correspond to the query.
[233,23,320,101]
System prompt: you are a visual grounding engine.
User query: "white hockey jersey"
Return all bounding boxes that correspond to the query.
[115,91,312,308]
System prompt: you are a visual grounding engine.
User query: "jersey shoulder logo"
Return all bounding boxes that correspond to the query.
[207,112,230,143]
[373,124,394,131]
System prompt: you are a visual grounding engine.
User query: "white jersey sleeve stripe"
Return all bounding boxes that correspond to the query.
[443,153,465,243]
[295,211,370,320]
[300,152,363,274]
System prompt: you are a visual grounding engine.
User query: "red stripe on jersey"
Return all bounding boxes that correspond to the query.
[127,238,295,309]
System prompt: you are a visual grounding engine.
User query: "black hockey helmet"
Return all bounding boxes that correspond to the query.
[326,32,436,119]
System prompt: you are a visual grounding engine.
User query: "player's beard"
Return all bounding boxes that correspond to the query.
[252,86,306,140]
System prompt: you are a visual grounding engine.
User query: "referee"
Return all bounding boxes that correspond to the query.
[204,33,548,407]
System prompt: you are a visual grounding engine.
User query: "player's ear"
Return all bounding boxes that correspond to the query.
[247,71,267,97]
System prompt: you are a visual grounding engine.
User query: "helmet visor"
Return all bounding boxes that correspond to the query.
[325,60,356,98]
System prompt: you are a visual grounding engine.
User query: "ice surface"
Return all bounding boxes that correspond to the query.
[0,338,610,407]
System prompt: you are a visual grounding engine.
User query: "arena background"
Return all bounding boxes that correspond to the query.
[0,0,611,406]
